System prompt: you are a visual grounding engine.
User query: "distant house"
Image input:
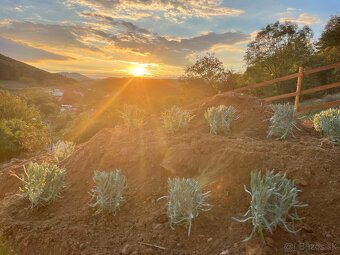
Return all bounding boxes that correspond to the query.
[50,88,64,97]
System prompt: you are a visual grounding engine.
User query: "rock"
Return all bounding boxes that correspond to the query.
[152,223,163,230]
[79,243,86,250]
[294,179,307,186]
[121,243,130,254]
[207,237,213,242]
[220,249,230,254]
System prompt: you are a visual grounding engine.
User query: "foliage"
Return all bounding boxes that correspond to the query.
[119,104,146,129]
[313,108,340,145]
[161,106,194,133]
[162,178,211,236]
[204,105,238,135]
[12,162,65,207]
[52,140,75,161]
[91,170,127,214]
[183,53,241,90]
[0,236,14,255]
[0,90,50,160]
[318,15,340,50]
[267,103,297,139]
[233,170,307,243]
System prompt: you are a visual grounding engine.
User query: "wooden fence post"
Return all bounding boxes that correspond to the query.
[294,67,303,112]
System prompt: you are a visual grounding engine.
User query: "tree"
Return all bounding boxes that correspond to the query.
[244,21,314,94]
[318,15,340,63]
[0,90,50,160]
[182,53,240,90]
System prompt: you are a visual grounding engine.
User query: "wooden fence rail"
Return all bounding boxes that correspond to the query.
[232,62,340,112]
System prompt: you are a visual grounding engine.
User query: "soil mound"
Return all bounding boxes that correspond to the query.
[0,93,339,255]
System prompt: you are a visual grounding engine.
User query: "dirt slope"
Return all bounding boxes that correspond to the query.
[0,93,339,255]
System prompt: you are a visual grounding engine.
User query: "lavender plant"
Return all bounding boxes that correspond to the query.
[233,170,307,243]
[162,178,211,236]
[161,106,194,133]
[91,170,127,214]
[119,104,145,129]
[267,103,297,139]
[52,140,75,161]
[204,105,238,134]
[313,108,340,145]
[12,162,65,207]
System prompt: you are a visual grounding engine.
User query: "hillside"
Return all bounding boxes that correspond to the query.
[58,72,92,81]
[0,54,76,86]
[0,93,339,255]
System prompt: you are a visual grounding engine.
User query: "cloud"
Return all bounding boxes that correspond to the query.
[0,36,73,62]
[280,13,320,25]
[67,0,244,23]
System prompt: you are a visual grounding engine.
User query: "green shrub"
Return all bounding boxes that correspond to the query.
[161,106,194,133]
[313,108,340,145]
[119,104,146,129]
[91,170,127,214]
[267,103,297,139]
[52,140,75,161]
[204,105,238,134]
[233,170,307,243]
[161,178,211,236]
[12,162,65,207]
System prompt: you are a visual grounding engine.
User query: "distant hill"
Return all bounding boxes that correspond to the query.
[58,72,92,81]
[0,53,76,86]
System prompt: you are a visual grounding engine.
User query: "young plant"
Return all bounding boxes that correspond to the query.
[52,140,75,161]
[119,104,146,129]
[91,170,127,214]
[162,178,211,236]
[233,170,307,243]
[204,105,238,134]
[313,108,340,145]
[161,106,194,133]
[267,103,297,139]
[12,162,66,207]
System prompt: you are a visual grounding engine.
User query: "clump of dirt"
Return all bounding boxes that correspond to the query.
[0,93,339,255]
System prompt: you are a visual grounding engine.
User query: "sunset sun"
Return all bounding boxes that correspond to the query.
[131,66,146,77]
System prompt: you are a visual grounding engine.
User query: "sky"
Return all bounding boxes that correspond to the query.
[0,0,339,78]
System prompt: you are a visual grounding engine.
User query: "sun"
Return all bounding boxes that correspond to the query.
[131,66,146,77]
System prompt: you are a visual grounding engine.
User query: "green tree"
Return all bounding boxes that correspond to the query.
[244,21,315,95]
[182,53,241,90]
[0,90,50,160]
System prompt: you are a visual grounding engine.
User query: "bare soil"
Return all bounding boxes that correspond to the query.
[0,92,339,255]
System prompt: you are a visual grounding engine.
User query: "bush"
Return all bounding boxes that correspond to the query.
[119,104,146,129]
[313,108,340,145]
[233,170,307,243]
[52,140,75,161]
[12,162,66,207]
[161,106,194,133]
[162,178,211,236]
[204,105,238,134]
[91,170,127,214]
[267,103,297,139]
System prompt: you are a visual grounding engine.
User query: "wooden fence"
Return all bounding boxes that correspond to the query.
[231,62,340,112]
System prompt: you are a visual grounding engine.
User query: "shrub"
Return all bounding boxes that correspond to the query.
[91,170,127,214]
[12,162,66,207]
[161,106,194,133]
[162,178,211,236]
[52,140,75,161]
[204,105,238,134]
[313,108,340,145]
[233,170,307,243]
[119,104,146,129]
[267,103,297,139]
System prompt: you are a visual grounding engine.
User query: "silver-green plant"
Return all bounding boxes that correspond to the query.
[91,170,127,214]
[233,170,307,243]
[204,105,238,134]
[267,103,297,139]
[52,140,75,161]
[313,108,340,145]
[161,178,211,236]
[119,104,146,129]
[12,162,66,207]
[161,106,194,133]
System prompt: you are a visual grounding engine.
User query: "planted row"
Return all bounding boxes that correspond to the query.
[14,162,307,242]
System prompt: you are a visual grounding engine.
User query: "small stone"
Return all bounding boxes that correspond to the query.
[207,237,213,242]
[79,243,86,250]
[121,243,130,254]
[295,179,307,186]
[152,223,163,230]
[220,249,230,255]
[326,233,332,238]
